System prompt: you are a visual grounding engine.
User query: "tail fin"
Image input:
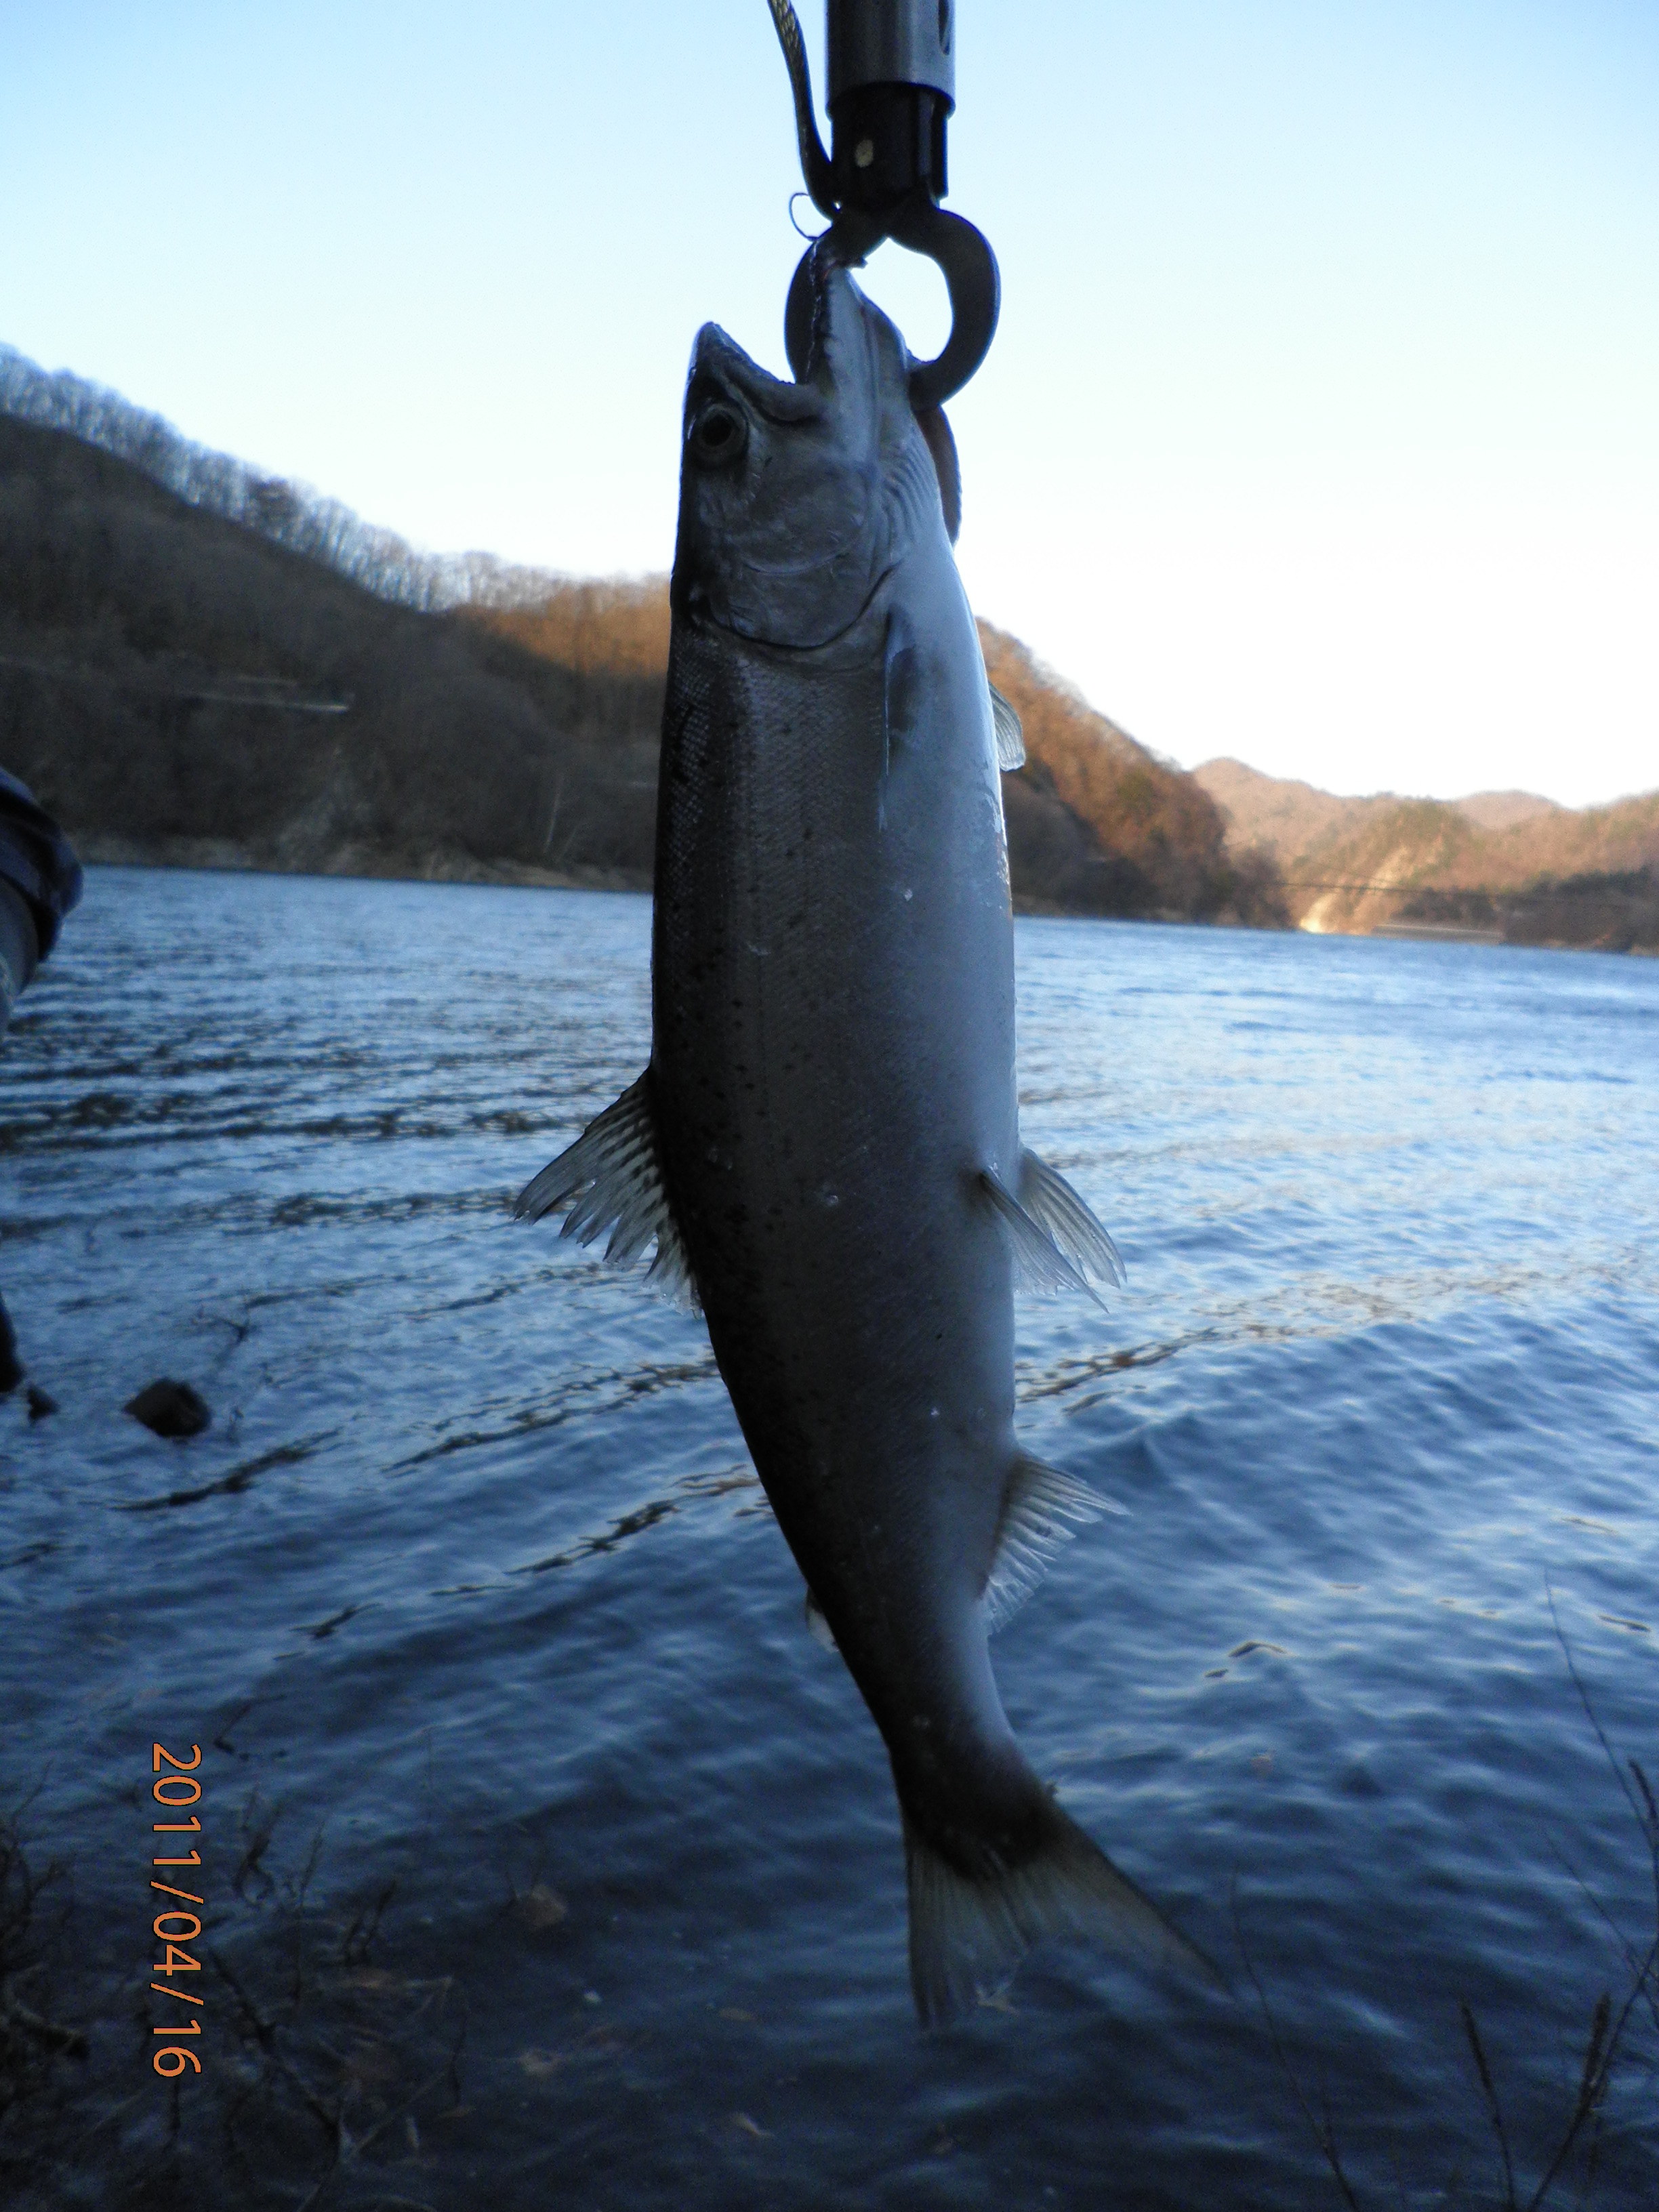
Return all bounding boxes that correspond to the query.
[903,1794,1222,2026]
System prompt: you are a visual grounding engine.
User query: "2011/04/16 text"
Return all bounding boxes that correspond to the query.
[151,1742,204,2077]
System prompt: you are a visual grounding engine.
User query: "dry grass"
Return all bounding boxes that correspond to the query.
[0,1803,85,2128]
[1237,1596,1659,2207]
[0,1801,466,2212]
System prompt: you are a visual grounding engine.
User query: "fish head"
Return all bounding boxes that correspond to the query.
[672,264,922,649]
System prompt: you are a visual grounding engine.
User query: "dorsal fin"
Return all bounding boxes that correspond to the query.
[514,1069,698,1309]
[803,1589,838,1650]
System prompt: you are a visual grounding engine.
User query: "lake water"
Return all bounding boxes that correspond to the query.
[1,866,1655,2211]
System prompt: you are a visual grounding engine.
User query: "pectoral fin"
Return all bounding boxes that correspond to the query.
[915,404,962,541]
[514,1069,697,1309]
[989,685,1025,770]
[1017,1149,1126,1290]
[882,606,923,821]
[977,1167,1099,1301]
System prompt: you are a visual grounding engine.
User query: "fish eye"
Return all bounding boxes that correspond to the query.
[689,402,747,466]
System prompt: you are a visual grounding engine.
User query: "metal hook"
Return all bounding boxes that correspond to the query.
[766,0,1000,409]
[783,201,999,411]
[787,191,827,244]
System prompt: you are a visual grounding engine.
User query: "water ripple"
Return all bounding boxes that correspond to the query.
[2,872,1656,2210]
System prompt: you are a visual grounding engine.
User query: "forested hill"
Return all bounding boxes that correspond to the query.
[0,344,1278,922]
[0,365,661,889]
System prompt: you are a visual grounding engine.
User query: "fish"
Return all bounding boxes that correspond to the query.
[517,252,1213,2022]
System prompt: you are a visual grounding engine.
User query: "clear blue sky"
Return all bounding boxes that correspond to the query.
[3,1,1655,804]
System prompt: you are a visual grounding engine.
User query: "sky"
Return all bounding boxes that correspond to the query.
[2,0,1655,806]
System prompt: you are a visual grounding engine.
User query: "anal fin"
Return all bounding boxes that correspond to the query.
[983,1452,1124,1633]
[514,1069,697,1309]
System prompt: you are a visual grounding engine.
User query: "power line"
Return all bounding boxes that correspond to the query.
[0,652,350,714]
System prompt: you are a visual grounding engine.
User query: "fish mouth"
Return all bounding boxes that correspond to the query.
[676,277,895,651]
[689,326,824,426]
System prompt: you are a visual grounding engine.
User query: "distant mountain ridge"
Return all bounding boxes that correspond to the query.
[1195,758,1659,950]
[4,340,1650,950]
[1453,790,1565,833]
[1194,758,1565,861]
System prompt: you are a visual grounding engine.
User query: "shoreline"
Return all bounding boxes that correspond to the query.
[75,834,651,897]
[71,843,1659,954]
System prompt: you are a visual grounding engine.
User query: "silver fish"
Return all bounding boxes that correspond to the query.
[518,259,1211,2022]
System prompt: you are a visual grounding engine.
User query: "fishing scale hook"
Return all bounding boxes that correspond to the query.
[765,0,1000,410]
